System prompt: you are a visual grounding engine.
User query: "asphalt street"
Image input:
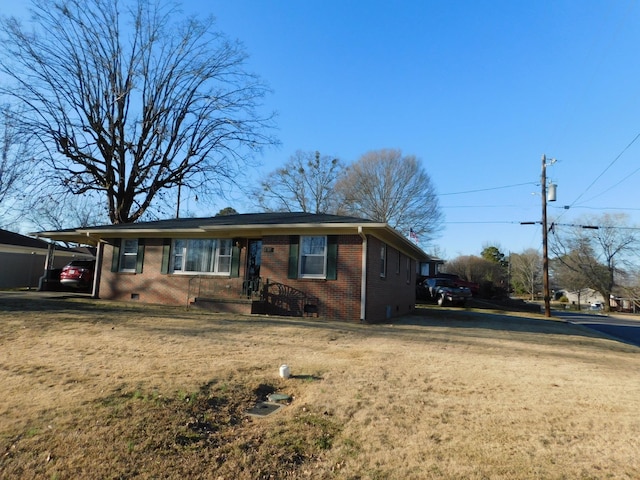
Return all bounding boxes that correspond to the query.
[555,310,640,348]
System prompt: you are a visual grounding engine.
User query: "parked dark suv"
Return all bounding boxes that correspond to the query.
[59,260,95,290]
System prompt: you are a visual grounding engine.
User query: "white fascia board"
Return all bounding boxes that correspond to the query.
[32,231,98,246]
[0,244,50,255]
[34,222,430,261]
[358,225,430,261]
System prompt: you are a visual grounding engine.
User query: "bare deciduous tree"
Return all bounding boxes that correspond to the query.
[510,248,541,300]
[256,150,344,213]
[0,106,31,227]
[26,191,107,231]
[442,255,483,283]
[334,149,442,244]
[550,213,639,311]
[444,254,504,296]
[551,248,594,308]
[0,0,276,225]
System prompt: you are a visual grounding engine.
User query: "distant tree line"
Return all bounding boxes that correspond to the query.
[441,214,639,311]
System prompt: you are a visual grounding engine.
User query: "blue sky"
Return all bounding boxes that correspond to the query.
[6,1,640,258]
[192,0,640,258]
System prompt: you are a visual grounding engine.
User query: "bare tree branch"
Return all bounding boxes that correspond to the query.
[256,150,345,214]
[0,105,34,227]
[510,249,542,300]
[550,213,639,310]
[0,0,277,224]
[334,149,443,244]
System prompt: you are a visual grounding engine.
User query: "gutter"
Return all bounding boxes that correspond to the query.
[358,226,367,322]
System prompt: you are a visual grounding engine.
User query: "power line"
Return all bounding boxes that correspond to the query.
[540,4,639,224]
[553,205,640,212]
[443,221,524,225]
[442,219,640,230]
[439,182,536,196]
[563,130,640,212]
[442,204,534,209]
[580,162,640,204]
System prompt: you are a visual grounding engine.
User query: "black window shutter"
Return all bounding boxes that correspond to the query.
[110,239,121,272]
[160,239,171,274]
[288,236,299,279]
[326,235,338,280]
[231,242,240,277]
[135,239,145,274]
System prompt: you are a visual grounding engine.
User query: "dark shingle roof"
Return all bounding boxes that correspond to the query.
[0,228,51,249]
[32,212,430,260]
[84,212,376,231]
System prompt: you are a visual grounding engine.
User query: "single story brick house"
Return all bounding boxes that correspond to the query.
[35,212,432,322]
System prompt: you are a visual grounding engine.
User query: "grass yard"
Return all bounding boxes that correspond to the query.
[1,294,639,479]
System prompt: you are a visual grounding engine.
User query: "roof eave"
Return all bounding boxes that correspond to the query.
[32,231,100,246]
[34,221,431,261]
[359,225,430,261]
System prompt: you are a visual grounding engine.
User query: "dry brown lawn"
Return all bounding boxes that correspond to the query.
[1,293,639,479]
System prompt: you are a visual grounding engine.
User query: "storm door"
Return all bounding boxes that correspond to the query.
[245,239,262,296]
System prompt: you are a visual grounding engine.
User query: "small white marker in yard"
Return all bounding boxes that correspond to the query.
[279,364,290,379]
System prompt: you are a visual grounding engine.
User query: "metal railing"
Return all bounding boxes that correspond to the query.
[261,280,319,317]
[187,275,263,308]
[186,276,319,317]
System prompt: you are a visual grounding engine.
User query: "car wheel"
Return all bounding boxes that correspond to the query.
[437,295,445,306]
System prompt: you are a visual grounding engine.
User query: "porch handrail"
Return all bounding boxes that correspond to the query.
[186,275,263,309]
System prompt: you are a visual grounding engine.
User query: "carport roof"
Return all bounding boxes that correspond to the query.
[1,228,52,250]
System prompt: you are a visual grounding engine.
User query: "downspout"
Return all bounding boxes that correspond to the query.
[358,226,367,322]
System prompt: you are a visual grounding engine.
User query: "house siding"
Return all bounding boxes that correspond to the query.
[98,233,415,322]
[0,251,49,289]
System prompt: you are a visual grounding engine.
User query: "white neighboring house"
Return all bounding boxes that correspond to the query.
[0,229,94,289]
[556,288,605,309]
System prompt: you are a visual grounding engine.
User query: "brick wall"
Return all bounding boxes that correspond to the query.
[364,236,416,322]
[259,235,363,321]
[99,238,249,306]
[98,233,416,323]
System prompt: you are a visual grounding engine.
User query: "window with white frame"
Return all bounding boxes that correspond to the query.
[299,235,327,278]
[119,239,139,272]
[380,244,387,278]
[171,238,232,274]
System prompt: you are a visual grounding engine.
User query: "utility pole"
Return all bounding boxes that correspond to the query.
[507,251,511,297]
[541,154,556,317]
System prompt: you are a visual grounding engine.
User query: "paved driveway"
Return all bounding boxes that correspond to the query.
[556,310,640,348]
[0,290,92,301]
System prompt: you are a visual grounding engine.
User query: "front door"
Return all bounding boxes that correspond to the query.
[246,239,262,295]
